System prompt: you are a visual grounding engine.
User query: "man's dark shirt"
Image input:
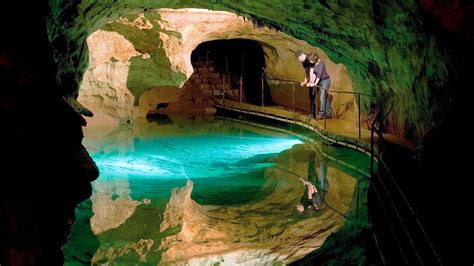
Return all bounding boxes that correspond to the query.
[314,60,330,81]
[302,59,315,80]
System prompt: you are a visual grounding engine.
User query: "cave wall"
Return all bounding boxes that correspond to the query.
[48,0,467,142]
[1,1,99,264]
[73,8,356,126]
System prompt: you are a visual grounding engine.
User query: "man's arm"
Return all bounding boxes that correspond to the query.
[299,177,308,185]
[307,67,320,87]
[308,78,320,87]
[308,63,324,87]
[300,77,307,87]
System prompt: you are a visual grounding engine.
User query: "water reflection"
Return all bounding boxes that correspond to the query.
[146,113,173,125]
[64,115,365,265]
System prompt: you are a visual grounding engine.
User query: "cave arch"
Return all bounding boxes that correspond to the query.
[76,8,357,128]
[190,39,271,106]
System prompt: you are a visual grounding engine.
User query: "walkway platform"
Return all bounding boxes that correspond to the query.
[213,98,415,156]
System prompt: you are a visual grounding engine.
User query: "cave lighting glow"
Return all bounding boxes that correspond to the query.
[91,135,302,180]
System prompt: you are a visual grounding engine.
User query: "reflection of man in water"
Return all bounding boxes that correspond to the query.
[317,159,329,202]
[297,177,321,212]
[296,152,329,213]
[308,152,328,204]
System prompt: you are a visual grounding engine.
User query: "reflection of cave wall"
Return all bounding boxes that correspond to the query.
[75,9,356,127]
[158,160,356,265]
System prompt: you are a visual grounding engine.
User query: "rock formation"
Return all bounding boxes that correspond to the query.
[1,1,99,264]
[75,8,356,128]
[48,1,471,142]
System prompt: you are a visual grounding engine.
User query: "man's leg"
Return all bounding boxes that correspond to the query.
[315,87,320,115]
[309,87,316,117]
[318,89,326,117]
[319,79,331,117]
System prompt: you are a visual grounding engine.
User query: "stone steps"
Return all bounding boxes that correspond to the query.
[200,83,230,90]
[190,60,238,98]
[211,89,240,96]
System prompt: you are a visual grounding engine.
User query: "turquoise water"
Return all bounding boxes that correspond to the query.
[63,116,369,265]
[94,135,301,180]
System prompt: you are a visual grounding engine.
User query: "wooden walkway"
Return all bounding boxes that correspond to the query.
[214,98,415,157]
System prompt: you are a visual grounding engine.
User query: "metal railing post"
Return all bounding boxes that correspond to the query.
[378,102,384,156]
[370,105,380,178]
[239,76,243,103]
[370,126,375,178]
[225,55,228,73]
[356,181,360,225]
[324,89,327,130]
[222,73,225,102]
[358,93,361,139]
[292,82,295,112]
[261,73,264,107]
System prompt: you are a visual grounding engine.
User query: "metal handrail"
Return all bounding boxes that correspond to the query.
[264,76,375,139]
[200,57,377,144]
[368,99,442,265]
[265,77,374,97]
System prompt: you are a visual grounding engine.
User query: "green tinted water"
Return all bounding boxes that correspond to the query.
[63,115,370,265]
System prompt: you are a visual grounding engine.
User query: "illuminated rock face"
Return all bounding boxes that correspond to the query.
[157,166,355,264]
[78,30,147,127]
[77,9,357,127]
[90,180,142,235]
[50,0,467,142]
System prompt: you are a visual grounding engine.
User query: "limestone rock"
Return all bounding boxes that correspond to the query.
[49,1,462,141]
[77,9,357,127]
[90,180,142,235]
[78,30,145,124]
[156,151,356,265]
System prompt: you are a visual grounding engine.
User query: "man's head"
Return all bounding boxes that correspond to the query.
[296,203,305,213]
[296,51,306,62]
[307,53,319,64]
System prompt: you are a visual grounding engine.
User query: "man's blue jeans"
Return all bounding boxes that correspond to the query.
[318,79,331,117]
[309,86,317,117]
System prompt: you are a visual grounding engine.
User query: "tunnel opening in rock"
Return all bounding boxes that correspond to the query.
[190,39,272,106]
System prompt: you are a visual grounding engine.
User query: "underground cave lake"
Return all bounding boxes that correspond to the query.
[63,114,370,265]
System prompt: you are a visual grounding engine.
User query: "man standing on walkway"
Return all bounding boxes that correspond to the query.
[297,51,317,118]
[297,52,332,119]
[310,54,332,119]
